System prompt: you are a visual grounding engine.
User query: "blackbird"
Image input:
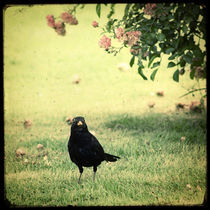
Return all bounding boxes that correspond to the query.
[68,116,120,183]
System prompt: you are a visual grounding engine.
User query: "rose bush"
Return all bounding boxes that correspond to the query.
[93,3,206,107]
[94,3,206,83]
[46,3,206,104]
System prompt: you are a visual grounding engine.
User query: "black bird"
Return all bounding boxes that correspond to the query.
[68,116,120,183]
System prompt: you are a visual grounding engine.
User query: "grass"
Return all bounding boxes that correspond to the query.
[4,4,206,206]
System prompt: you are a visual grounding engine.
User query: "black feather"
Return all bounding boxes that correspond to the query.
[104,153,120,162]
[68,116,120,183]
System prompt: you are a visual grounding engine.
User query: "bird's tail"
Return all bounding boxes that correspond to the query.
[104,153,120,162]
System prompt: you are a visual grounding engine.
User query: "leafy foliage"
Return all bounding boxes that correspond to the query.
[91,3,206,82]
[45,3,206,100]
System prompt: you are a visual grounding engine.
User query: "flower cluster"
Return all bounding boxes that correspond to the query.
[92,21,99,28]
[98,35,111,50]
[115,27,125,40]
[130,46,148,58]
[123,31,141,46]
[46,15,55,28]
[115,27,141,46]
[46,12,78,36]
[54,21,66,36]
[61,12,78,25]
[98,25,140,52]
[194,66,205,79]
[144,3,157,16]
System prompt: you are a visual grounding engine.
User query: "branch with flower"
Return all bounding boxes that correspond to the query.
[46,10,78,36]
[92,3,206,105]
[45,3,206,104]
[94,3,206,83]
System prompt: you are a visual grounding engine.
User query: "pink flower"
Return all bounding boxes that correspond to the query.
[54,21,66,36]
[114,28,141,47]
[115,27,125,40]
[123,31,141,46]
[144,3,157,16]
[61,12,78,25]
[98,35,111,50]
[151,3,157,9]
[92,21,99,27]
[46,14,55,28]
[194,66,205,78]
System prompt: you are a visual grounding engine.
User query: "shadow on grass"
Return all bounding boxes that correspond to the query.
[103,112,206,144]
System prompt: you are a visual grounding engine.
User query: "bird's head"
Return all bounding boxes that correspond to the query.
[70,116,88,133]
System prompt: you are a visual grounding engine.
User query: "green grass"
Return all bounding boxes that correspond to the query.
[4,4,206,206]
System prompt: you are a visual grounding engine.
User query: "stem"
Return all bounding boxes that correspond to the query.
[179,88,206,98]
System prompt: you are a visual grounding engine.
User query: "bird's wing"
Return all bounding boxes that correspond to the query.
[70,132,105,166]
[89,133,105,154]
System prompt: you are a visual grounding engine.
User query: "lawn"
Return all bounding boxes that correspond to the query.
[4,4,206,206]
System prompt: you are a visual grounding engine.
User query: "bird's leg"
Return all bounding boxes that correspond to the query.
[78,173,82,184]
[78,166,83,184]
[93,166,97,182]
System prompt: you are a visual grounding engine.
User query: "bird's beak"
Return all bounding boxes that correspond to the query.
[77,121,83,126]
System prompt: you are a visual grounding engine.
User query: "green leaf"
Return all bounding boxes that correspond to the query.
[174,39,180,49]
[138,67,147,80]
[160,16,166,21]
[123,4,131,20]
[159,43,165,50]
[168,62,176,68]
[148,54,159,68]
[129,56,135,67]
[182,24,188,34]
[179,88,206,98]
[106,20,114,32]
[157,33,166,41]
[151,61,160,69]
[190,68,195,79]
[165,48,175,54]
[180,59,186,67]
[96,4,101,18]
[183,54,192,64]
[173,69,179,82]
[107,4,115,18]
[150,69,158,81]
[168,53,177,60]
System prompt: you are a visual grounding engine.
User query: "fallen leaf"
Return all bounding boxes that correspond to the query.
[24,159,29,164]
[43,155,48,161]
[147,101,155,108]
[145,140,150,145]
[37,144,44,149]
[180,136,186,141]
[189,101,202,113]
[24,120,32,128]
[176,102,187,110]
[196,185,202,191]
[186,184,192,190]
[72,74,81,84]
[156,91,164,97]
[16,148,25,157]
[117,62,130,72]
